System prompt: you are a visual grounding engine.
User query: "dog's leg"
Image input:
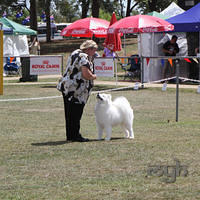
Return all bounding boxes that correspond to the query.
[122,124,129,138]
[105,126,112,141]
[128,127,134,139]
[125,123,134,139]
[124,128,129,138]
[97,124,104,140]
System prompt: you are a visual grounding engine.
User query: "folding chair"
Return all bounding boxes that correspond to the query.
[4,57,21,76]
[120,54,141,81]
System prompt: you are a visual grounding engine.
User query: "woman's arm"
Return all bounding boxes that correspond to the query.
[81,66,96,80]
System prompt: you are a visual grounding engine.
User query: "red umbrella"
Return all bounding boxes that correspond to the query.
[108,15,174,34]
[61,17,110,38]
[104,12,122,51]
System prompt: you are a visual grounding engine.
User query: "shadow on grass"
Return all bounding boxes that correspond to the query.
[31,140,68,146]
[31,137,124,146]
[40,85,56,88]
[93,85,116,91]
[90,137,124,142]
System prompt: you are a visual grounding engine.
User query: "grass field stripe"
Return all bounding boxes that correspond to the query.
[0,95,62,102]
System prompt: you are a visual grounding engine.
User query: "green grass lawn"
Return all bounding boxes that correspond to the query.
[0,83,200,199]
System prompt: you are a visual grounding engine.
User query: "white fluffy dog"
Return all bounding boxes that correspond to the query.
[95,93,134,141]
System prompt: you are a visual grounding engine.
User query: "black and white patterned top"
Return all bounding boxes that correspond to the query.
[58,49,94,104]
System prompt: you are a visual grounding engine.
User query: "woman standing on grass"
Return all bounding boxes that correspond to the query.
[57,40,98,142]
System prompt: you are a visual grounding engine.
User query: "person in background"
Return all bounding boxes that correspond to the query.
[162,35,179,79]
[192,47,200,79]
[29,36,40,55]
[51,22,57,39]
[195,47,199,55]
[102,47,115,57]
[57,40,97,142]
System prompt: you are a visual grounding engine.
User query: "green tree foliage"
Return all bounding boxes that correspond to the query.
[99,9,112,21]
[101,0,122,18]
[55,0,79,22]
[0,0,179,25]
[9,8,29,24]
[52,0,178,22]
[0,0,21,17]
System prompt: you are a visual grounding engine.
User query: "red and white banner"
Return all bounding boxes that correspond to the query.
[94,58,114,77]
[30,56,62,75]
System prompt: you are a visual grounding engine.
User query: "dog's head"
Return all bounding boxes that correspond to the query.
[96,93,112,104]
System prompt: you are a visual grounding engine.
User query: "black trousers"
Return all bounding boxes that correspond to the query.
[62,94,85,140]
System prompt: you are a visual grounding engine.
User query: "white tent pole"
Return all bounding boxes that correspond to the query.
[151,32,155,82]
[199,31,200,80]
[139,34,142,57]
[124,34,126,56]
[12,34,14,56]
[175,59,180,122]
[140,33,144,88]
[114,57,118,86]
[0,24,3,95]
[152,32,154,57]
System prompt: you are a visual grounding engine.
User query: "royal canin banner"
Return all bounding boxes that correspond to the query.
[94,58,114,77]
[30,56,62,75]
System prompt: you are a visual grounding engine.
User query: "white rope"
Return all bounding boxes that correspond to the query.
[179,77,200,83]
[0,86,135,102]
[1,76,199,102]
[147,76,176,84]
[92,86,133,94]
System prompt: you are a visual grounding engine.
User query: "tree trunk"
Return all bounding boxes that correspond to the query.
[119,0,124,17]
[126,1,139,17]
[30,0,37,36]
[81,0,90,18]
[45,0,51,42]
[126,0,131,17]
[148,0,157,12]
[92,0,100,18]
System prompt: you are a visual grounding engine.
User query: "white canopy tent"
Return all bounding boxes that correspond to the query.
[3,35,29,74]
[1,17,37,74]
[3,35,29,57]
[160,2,185,18]
[139,2,188,82]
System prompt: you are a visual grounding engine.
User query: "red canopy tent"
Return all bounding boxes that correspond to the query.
[108,15,174,34]
[107,14,174,57]
[106,14,174,85]
[61,17,110,38]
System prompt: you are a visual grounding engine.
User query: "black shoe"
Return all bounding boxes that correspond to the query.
[72,137,89,142]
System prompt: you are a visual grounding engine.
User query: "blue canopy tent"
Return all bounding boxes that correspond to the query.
[3,27,13,34]
[0,23,13,34]
[167,3,200,80]
[167,3,200,32]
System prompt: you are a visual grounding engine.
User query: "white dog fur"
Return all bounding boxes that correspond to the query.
[95,93,134,141]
